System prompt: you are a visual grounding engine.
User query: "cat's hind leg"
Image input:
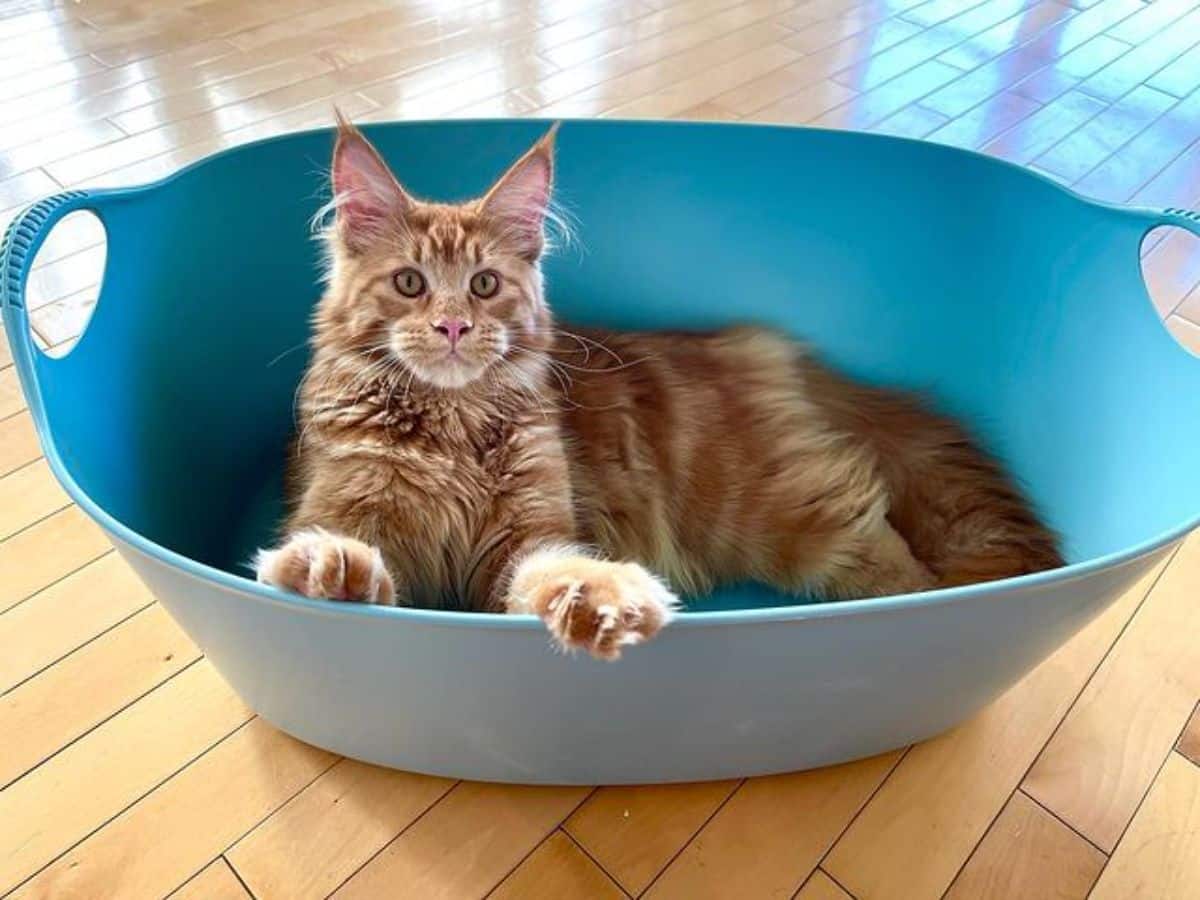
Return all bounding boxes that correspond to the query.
[256,528,396,606]
[507,546,679,660]
[806,516,937,601]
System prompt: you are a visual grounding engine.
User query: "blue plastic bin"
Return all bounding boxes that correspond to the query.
[3,120,1199,784]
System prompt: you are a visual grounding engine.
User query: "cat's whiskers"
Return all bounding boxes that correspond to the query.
[526,327,623,365]
[492,358,557,420]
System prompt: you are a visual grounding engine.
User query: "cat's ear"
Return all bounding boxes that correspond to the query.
[480,123,559,261]
[331,110,412,251]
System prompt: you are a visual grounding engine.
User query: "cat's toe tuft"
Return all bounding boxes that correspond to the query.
[256,529,395,606]
[514,554,678,660]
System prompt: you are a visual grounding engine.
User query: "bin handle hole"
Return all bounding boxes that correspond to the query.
[24,210,107,359]
[1140,223,1200,358]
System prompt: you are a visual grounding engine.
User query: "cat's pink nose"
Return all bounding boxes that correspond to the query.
[433,318,472,349]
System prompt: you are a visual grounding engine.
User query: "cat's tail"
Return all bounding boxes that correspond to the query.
[804,361,1065,588]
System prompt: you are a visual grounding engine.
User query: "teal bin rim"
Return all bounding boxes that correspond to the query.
[3,117,1199,631]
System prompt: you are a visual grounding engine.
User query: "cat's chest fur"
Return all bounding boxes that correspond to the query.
[322,401,560,602]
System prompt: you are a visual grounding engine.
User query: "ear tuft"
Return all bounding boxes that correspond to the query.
[331,111,411,251]
[480,124,560,261]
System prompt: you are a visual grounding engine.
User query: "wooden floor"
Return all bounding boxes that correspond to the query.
[2,0,1200,897]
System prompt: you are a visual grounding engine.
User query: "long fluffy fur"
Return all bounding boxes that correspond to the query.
[259,118,1063,658]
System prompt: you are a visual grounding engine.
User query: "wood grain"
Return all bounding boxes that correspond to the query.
[0,411,39,478]
[170,859,251,900]
[490,831,627,900]
[945,791,1106,900]
[0,661,251,895]
[1024,534,1200,851]
[0,505,109,613]
[0,367,24,419]
[332,782,590,899]
[1178,702,1200,767]
[823,556,1165,900]
[0,603,199,786]
[794,870,853,900]
[1090,752,1200,899]
[0,554,153,694]
[227,758,455,900]
[645,751,902,898]
[565,780,738,894]
[0,459,70,541]
[13,718,335,900]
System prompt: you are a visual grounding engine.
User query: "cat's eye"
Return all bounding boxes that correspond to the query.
[470,270,501,299]
[393,268,426,298]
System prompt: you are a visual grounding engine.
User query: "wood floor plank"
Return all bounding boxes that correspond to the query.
[0,366,27,421]
[24,244,105,311]
[944,791,1106,899]
[1142,228,1200,317]
[537,17,798,117]
[1023,534,1200,852]
[795,870,853,900]
[1010,33,1131,105]
[0,603,198,787]
[822,555,1165,900]
[1166,314,1200,354]
[602,41,800,118]
[1178,703,1200,767]
[873,102,951,138]
[1034,83,1176,182]
[12,718,336,900]
[0,552,151,695]
[724,18,920,115]
[781,4,911,54]
[0,505,110,614]
[983,88,1108,164]
[1074,84,1200,202]
[0,660,252,895]
[0,459,70,541]
[1090,753,1200,900]
[227,758,455,900]
[564,781,739,895]
[921,0,1144,118]
[644,751,902,898]
[0,120,126,182]
[528,4,799,112]
[1148,41,1200,98]
[748,77,858,124]
[934,0,1078,71]
[332,782,591,899]
[29,289,95,349]
[926,89,1041,149]
[170,859,251,900]
[1106,0,1200,45]
[490,831,627,900]
[1174,272,1200,320]
[833,0,1050,93]
[0,167,57,212]
[0,410,40,478]
[1076,7,1200,104]
[817,58,963,129]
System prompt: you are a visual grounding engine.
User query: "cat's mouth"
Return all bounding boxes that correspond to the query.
[403,348,490,390]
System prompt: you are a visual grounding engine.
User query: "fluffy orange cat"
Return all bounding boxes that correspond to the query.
[256,117,1063,660]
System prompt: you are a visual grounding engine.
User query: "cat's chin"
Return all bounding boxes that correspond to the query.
[407,356,488,391]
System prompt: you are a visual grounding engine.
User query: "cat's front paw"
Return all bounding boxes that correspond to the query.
[511,553,678,660]
[256,529,395,606]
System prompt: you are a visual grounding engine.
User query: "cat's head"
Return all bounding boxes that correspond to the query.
[315,115,560,391]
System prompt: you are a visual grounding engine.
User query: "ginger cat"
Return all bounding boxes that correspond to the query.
[256,118,1063,660]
